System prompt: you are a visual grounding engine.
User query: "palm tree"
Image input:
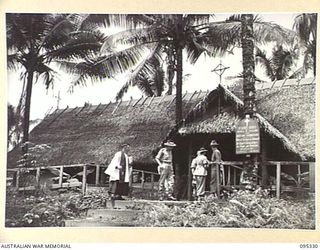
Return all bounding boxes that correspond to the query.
[6,13,103,154]
[71,14,219,124]
[115,56,165,100]
[70,14,295,125]
[255,45,298,81]
[293,13,317,76]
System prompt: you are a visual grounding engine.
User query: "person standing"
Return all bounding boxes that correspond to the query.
[191,147,209,200]
[155,140,176,201]
[104,144,132,208]
[209,140,223,197]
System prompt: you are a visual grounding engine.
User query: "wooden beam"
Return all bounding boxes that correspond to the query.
[141,171,145,190]
[167,96,176,109]
[276,162,281,199]
[187,142,193,201]
[147,95,155,107]
[15,170,20,189]
[297,164,301,186]
[140,96,149,105]
[59,166,64,188]
[182,92,188,100]
[233,168,237,185]
[95,165,100,185]
[227,166,231,185]
[98,101,112,115]
[216,164,221,199]
[82,165,87,194]
[186,91,197,105]
[133,96,143,107]
[151,174,155,192]
[93,103,102,113]
[309,162,315,193]
[158,94,166,105]
[36,167,41,189]
[112,100,122,114]
[46,106,69,127]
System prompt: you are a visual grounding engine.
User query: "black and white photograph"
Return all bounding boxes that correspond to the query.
[5,11,316,231]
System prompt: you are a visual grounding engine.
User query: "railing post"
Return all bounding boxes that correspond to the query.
[82,165,87,194]
[95,164,100,186]
[276,162,281,199]
[227,166,231,185]
[233,168,237,185]
[36,167,41,189]
[297,164,301,186]
[216,164,220,198]
[16,170,20,189]
[309,162,315,193]
[141,171,145,190]
[151,174,154,191]
[59,166,64,188]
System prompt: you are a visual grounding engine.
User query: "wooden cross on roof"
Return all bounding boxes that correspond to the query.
[212,60,230,84]
[54,91,61,109]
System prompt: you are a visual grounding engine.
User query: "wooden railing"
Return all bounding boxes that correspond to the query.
[7,164,88,193]
[7,161,315,199]
[7,164,160,195]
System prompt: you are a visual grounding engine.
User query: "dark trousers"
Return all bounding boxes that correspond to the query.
[109,181,129,196]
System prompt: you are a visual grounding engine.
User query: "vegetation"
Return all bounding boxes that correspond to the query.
[5,188,315,228]
[137,189,315,228]
[255,45,299,81]
[6,13,104,154]
[293,13,317,76]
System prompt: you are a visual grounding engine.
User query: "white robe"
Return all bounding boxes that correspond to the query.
[104,151,132,182]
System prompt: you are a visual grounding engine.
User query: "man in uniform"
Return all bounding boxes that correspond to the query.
[209,140,223,197]
[155,140,176,201]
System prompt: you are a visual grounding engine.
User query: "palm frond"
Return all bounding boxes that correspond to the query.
[45,35,102,60]
[253,21,296,45]
[272,45,295,80]
[116,43,162,99]
[100,26,161,54]
[255,47,275,80]
[151,66,165,96]
[293,13,317,43]
[186,14,214,26]
[185,38,207,64]
[41,14,75,50]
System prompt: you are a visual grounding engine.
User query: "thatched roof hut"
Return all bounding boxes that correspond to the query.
[7,77,315,173]
[176,77,316,161]
[7,92,208,169]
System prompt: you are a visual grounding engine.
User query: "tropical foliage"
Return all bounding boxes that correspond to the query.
[66,14,295,124]
[6,13,104,154]
[137,189,315,228]
[293,13,317,76]
[255,45,299,81]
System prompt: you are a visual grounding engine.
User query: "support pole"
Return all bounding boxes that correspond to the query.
[95,164,100,185]
[187,142,193,200]
[276,162,281,199]
[82,165,87,194]
[309,162,315,193]
[227,166,231,185]
[36,167,41,189]
[59,166,63,188]
[16,170,20,189]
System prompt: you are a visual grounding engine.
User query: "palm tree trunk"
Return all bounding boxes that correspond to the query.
[175,45,183,124]
[241,14,256,116]
[240,14,258,189]
[22,70,34,154]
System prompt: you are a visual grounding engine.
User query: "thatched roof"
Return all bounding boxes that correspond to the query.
[7,77,315,168]
[178,78,316,160]
[7,92,208,168]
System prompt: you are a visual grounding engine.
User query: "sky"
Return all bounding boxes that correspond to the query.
[7,13,303,121]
